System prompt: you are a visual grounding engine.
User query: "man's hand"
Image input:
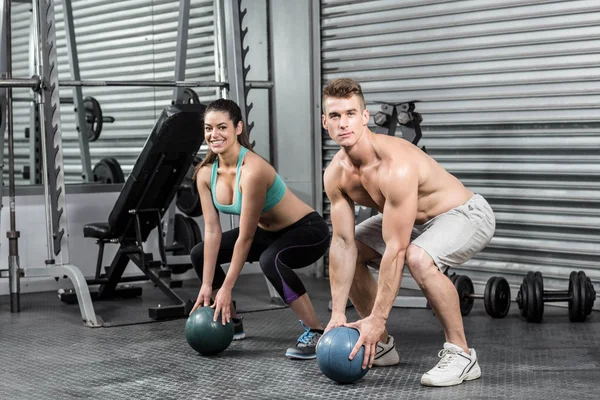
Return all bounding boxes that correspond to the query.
[344,315,386,369]
[211,288,233,325]
[190,284,213,314]
[324,312,347,335]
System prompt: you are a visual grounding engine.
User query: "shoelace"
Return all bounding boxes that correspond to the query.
[296,320,318,346]
[435,349,459,370]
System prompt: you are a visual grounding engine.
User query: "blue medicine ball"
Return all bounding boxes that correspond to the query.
[316,327,369,384]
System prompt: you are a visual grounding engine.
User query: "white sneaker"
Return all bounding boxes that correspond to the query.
[373,335,400,366]
[420,342,481,387]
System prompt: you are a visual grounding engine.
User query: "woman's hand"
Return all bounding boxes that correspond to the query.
[211,287,233,325]
[190,284,213,314]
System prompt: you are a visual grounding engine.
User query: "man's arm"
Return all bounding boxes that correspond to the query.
[370,166,417,322]
[324,163,357,321]
[346,165,417,369]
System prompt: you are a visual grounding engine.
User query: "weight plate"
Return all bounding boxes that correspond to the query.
[577,272,588,322]
[173,214,196,256]
[516,277,527,318]
[186,216,202,246]
[584,276,596,316]
[83,96,103,142]
[568,271,582,322]
[525,273,538,322]
[105,157,125,184]
[454,274,474,316]
[532,274,544,322]
[176,178,203,217]
[484,276,496,317]
[93,157,123,184]
[486,276,511,318]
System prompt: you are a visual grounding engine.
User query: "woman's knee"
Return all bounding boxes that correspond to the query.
[190,242,204,265]
[406,245,437,286]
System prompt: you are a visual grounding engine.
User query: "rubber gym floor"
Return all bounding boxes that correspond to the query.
[1,273,598,400]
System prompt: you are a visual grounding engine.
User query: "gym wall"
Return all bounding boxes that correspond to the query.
[318,0,600,297]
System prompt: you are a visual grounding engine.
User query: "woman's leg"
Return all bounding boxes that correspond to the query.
[258,214,330,328]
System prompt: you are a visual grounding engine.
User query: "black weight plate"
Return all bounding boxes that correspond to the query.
[83,96,103,142]
[577,272,588,322]
[93,158,120,184]
[486,276,511,318]
[454,274,474,316]
[186,216,202,246]
[525,273,538,322]
[516,277,527,317]
[568,271,582,322]
[173,214,196,256]
[484,276,496,317]
[104,157,125,184]
[584,276,596,316]
[176,179,203,217]
[532,274,544,322]
[578,271,594,316]
[449,273,459,285]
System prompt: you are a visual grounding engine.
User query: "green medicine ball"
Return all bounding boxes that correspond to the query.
[185,307,234,355]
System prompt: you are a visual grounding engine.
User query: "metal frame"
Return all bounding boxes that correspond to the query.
[310,0,325,278]
[20,0,99,327]
[61,0,93,182]
[222,0,247,121]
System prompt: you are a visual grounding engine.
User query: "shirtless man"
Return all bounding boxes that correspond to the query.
[321,78,496,387]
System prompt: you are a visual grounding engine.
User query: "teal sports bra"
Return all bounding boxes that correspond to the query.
[211,147,287,215]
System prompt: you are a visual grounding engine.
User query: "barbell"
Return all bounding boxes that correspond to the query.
[0,76,273,90]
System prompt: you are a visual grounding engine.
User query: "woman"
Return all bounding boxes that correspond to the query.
[190,99,330,359]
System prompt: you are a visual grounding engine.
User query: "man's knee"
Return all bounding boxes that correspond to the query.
[406,245,438,287]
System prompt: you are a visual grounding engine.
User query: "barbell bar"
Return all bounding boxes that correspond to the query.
[0,76,273,90]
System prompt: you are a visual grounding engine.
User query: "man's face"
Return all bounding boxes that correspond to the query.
[322,95,369,147]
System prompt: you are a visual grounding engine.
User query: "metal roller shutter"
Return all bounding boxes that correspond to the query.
[8,0,216,184]
[320,0,600,294]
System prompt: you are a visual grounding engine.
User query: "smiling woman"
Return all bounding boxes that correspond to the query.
[189,98,331,360]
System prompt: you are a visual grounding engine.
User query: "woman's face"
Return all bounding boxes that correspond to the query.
[204,110,242,154]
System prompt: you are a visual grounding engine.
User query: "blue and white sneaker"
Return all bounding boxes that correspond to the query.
[285,320,323,360]
[232,317,245,340]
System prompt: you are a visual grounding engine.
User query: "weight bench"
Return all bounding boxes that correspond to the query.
[65,104,206,320]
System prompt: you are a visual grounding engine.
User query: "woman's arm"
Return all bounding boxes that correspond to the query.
[220,161,268,291]
[196,166,223,288]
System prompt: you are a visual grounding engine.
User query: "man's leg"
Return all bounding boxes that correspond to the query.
[405,245,467,352]
[349,240,389,343]
[349,239,400,367]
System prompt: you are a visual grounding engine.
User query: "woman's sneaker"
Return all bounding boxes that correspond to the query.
[285,320,323,360]
[420,342,481,387]
[232,317,245,340]
[373,335,400,366]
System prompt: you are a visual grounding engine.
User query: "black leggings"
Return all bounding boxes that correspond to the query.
[190,211,330,304]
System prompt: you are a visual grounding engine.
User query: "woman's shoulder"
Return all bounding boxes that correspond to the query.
[242,151,276,180]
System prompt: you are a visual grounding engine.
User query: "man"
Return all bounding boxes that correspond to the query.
[321,78,495,387]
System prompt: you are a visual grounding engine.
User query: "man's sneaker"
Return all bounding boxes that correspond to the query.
[420,342,481,387]
[285,320,322,360]
[373,335,400,366]
[232,317,245,340]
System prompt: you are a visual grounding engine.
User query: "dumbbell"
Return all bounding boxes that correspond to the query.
[516,270,596,323]
[449,274,511,318]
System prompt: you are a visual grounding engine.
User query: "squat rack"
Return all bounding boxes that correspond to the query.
[0,0,277,325]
